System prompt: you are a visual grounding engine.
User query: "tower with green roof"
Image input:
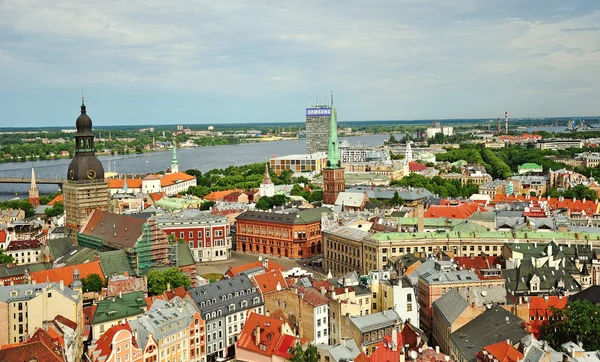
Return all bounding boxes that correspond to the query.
[322,95,345,205]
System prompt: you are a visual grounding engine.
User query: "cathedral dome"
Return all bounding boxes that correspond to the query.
[76,101,93,137]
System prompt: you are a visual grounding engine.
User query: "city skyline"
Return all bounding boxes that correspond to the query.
[1,0,599,126]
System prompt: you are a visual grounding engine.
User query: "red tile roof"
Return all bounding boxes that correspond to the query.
[236,312,299,359]
[492,194,599,214]
[368,325,431,362]
[409,162,428,172]
[425,202,485,219]
[92,322,138,361]
[107,276,148,297]
[160,172,195,187]
[477,341,523,362]
[149,192,165,202]
[225,260,285,278]
[294,286,329,307]
[30,260,104,286]
[527,296,568,339]
[7,239,41,251]
[253,271,288,294]
[0,328,63,362]
[0,229,7,244]
[48,194,63,205]
[454,256,503,272]
[106,178,143,189]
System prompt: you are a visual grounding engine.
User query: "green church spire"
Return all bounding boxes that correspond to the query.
[326,94,341,168]
[171,139,178,165]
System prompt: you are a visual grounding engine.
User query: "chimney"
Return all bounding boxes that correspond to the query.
[167,282,171,291]
[417,336,421,346]
[400,346,406,362]
[563,354,569,362]
[59,280,64,291]
[392,328,398,351]
[276,281,282,291]
[436,346,440,354]
[255,325,261,346]
[344,287,349,299]
[119,291,122,298]
[263,258,269,270]
[341,338,346,347]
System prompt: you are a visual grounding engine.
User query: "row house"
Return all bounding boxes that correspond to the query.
[235,312,300,362]
[368,270,419,328]
[346,309,403,356]
[5,239,42,265]
[155,209,232,262]
[189,274,264,362]
[236,207,332,259]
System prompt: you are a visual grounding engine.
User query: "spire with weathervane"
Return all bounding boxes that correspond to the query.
[260,162,275,197]
[326,93,341,169]
[171,137,179,173]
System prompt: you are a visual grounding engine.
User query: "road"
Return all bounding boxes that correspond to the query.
[196,251,326,279]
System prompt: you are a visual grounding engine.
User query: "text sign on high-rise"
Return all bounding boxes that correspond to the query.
[306,108,331,116]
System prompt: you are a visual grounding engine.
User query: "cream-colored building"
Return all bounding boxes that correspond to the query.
[0,282,82,345]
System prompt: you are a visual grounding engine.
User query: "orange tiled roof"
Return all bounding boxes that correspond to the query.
[204,189,239,202]
[149,192,165,202]
[225,260,285,278]
[0,229,6,243]
[30,260,104,286]
[106,178,143,189]
[160,172,195,187]
[236,312,297,358]
[454,256,503,272]
[368,325,430,362]
[425,202,485,219]
[493,194,599,214]
[253,271,288,294]
[527,296,568,338]
[294,286,329,307]
[477,341,523,362]
[48,194,63,205]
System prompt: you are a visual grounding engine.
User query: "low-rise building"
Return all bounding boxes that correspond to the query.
[0,282,83,345]
[87,322,143,362]
[518,163,543,174]
[155,209,232,262]
[235,207,331,259]
[91,291,147,340]
[189,274,264,361]
[346,309,402,356]
[269,152,327,175]
[235,312,299,362]
[5,239,42,265]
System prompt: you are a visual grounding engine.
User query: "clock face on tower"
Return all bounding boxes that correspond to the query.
[69,169,75,180]
[87,169,97,180]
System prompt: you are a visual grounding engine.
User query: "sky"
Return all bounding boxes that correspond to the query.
[1,0,599,127]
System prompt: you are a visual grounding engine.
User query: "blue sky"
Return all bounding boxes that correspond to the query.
[1,0,599,127]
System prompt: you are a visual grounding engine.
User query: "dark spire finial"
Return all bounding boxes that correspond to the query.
[331,91,333,106]
[81,87,86,113]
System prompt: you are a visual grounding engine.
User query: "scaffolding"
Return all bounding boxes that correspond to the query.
[63,179,110,243]
[134,219,169,273]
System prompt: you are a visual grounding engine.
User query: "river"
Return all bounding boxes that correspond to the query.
[0,134,388,200]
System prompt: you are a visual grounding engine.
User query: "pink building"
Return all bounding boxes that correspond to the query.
[87,322,143,362]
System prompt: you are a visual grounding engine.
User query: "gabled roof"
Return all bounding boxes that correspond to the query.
[225,260,285,278]
[350,309,400,332]
[454,256,503,272]
[503,259,581,294]
[0,328,63,362]
[570,285,600,304]
[81,210,147,248]
[160,172,195,187]
[204,189,239,201]
[477,341,524,362]
[236,312,293,358]
[409,161,428,172]
[91,322,137,361]
[253,270,288,294]
[432,289,469,326]
[48,194,63,205]
[30,260,104,286]
[236,207,332,225]
[0,229,6,243]
[335,192,368,207]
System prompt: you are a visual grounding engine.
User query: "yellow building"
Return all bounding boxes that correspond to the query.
[0,282,82,345]
[270,152,327,175]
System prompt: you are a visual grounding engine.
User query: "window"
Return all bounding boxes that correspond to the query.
[180,232,185,238]
[189,231,194,238]
[215,230,223,237]
[198,231,203,238]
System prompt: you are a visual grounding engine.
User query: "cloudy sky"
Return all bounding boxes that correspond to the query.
[1,0,599,127]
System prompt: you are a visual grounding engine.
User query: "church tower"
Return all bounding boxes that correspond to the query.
[63,96,110,243]
[28,168,40,207]
[260,163,275,198]
[170,138,179,174]
[322,95,345,205]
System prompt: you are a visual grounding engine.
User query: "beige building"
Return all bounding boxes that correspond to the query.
[0,282,83,346]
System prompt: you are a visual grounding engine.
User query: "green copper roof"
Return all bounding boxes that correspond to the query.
[326,100,341,168]
[92,291,147,324]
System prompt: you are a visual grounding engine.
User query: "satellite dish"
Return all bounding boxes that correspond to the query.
[410,351,418,360]
[481,290,488,297]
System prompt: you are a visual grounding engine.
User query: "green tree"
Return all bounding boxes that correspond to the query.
[82,273,103,293]
[256,196,271,210]
[200,201,216,210]
[270,194,290,207]
[0,249,14,264]
[390,191,404,206]
[541,299,600,350]
[309,190,323,203]
[290,184,304,196]
[147,268,191,296]
[45,202,64,218]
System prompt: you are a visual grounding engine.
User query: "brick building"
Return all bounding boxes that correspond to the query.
[235,207,331,259]
[155,210,232,262]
